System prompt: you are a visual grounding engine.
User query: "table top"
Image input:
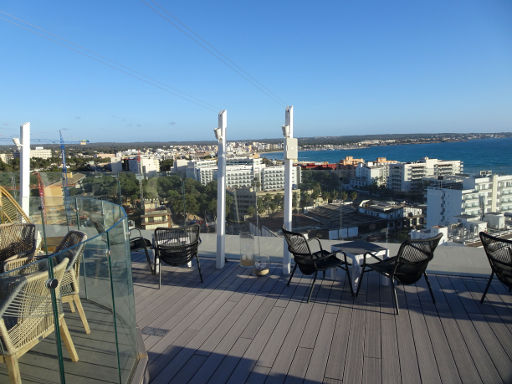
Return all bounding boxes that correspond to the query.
[331,240,387,255]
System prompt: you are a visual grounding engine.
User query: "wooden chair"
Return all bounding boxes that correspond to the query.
[357,234,443,314]
[282,227,353,302]
[0,258,79,383]
[0,223,37,271]
[154,225,202,289]
[479,232,512,304]
[4,231,90,334]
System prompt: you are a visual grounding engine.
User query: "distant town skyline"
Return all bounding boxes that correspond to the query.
[1,1,511,142]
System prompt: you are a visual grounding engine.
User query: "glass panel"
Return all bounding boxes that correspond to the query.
[0,257,62,383]
[107,218,138,383]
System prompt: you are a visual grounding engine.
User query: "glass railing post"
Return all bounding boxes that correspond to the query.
[48,256,66,384]
[74,197,81,230]
[40,205,49,256]
[106,231,123,384]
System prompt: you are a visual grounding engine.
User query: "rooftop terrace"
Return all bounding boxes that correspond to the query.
[132,234,512,384]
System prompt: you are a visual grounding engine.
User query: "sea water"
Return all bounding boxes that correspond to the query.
[262,137,512,175]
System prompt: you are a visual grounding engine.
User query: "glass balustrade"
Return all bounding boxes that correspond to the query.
[0,173,140,384]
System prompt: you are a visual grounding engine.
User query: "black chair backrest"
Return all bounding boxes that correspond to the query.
[282,227,317,275]
[54,231,87,272]
[394,233,443,284]
[0,223,36,264]
[154,225,200,266]
[479,232,512,288]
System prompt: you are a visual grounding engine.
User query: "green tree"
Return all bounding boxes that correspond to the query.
[160,159,174,172]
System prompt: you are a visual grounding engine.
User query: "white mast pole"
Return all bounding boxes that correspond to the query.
[20,122,31,217]
[215,110,227,269]
[283,106,294,275]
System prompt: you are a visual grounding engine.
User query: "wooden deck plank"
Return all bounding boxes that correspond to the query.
[402,283,442,384]
[436,275,502,384]
[362,272,382,384]
[450,276,512,383]
[265,294,317,383]
[428,275,483,384]
[380,271,401,384]
[148,265,251,378]
[414,279,462,384]
[304,312,337,383]
[342,267,368,384]
[256,280,309,368]
[462,277,512,361]
[394,281,422,384]
[324,277,354,381]
[226,306,285,383]
[284,347,313,384]
[207,337,252,384]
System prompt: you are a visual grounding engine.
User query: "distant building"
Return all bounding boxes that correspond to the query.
[426,173,512,228]
[0,153,13,163]
[358,200,424,230]
[389,157,463,192]
[14,146,52,160]
[128,156,160,175]
[140,200,172,230]
[185,156,301,191]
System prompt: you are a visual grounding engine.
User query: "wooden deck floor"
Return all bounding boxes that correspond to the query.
[132,254,512,384]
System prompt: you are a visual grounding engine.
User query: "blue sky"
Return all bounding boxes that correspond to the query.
[1,1,511,142]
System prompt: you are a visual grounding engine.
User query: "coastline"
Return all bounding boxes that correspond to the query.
[258,137,512,175]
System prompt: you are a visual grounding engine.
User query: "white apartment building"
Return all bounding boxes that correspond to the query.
[426,173,512,228]
[186,157,301,191]
[261,165,301,191]
[389,157,463,192]
[128,156,160,175]
[352,163,390,188]
[25,147,52,159]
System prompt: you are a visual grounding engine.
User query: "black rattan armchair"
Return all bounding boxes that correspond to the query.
[154,224,203,289]
[479,232,512,304]
[357,233,442,314]
[282,227,353,302]
[0,223,37,271]
[130,228,154,274]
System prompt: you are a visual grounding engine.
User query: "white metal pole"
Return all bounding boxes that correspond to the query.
[283,106,294,275]
[20,122,30,217]
[216,110,227,269]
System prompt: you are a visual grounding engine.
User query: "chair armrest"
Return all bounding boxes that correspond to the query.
[308,237,324,253]
[362,251,385,266]
[3,256,37,272]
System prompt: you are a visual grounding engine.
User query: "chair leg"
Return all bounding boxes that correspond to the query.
[195,255,203,283]
[342,265,354,297]
[5,355,21,384]
[73,294,91,334]
[60,318,79,362]
[307,271,318,303]
[159,258,162,290]
[355,267,366,297]
[287,264,297,286]
[480,272,494,304]
[68,300,76,313]
[424,272,436,304]
[143,246,153,274]
[322,270,326,279]
[391,279,399,315]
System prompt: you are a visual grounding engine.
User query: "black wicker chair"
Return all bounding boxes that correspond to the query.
[479,232,512,304]
[357,233,443,314]
[130,228,154,274]
[282,227,353,302]
[0,223,37,271]
[154,224,202,288]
